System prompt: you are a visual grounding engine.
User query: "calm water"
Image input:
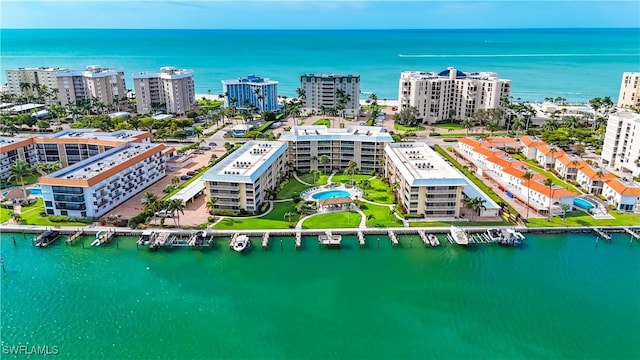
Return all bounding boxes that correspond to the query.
[1,28,639,102]
[1,232,639,359]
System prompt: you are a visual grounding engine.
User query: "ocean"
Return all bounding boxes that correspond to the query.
[1,232,639,359]
[1,28,639,102]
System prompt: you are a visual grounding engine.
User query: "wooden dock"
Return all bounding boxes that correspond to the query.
[593,228,612,241]
[318,231,341,247]
[150,232,175,250]
[92,229,115,246]
[357,231,365,247]
[624,227,640,241]
[262,232,270,249]
[418,230,429,247]
[66,229,84,244]
[295,232,302,249]
[388,230,398,247]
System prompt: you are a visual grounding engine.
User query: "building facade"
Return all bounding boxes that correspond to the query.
[201,141,288,213]
[617,72,640,108]
[39,143,166,218]
[56,65,126,106]
[398,67,511,124]
[133,67,195,115]
[222,75,278,112]
[5,67,67,103]
[0,137,39,179]
[601,111,640,177]
[278,125,393,173]
[300,74,360,116]
[602,178,640,212]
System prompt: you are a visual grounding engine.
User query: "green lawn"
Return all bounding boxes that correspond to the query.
[301,211,361,229]
[527,211,640,227]
[511,155,582,194]
[276,178,310,200]
[213,201,300,230]
[19,199,89,227]
[394,124,425,132]
[163,166,210,200]
[313,118,331,127]
[298,172,329,186]
[0,207,12,223]
[363,178,395,204]
[359,202,402,227]
[2,174,39,187]
[331,173,371,185]
[433,123,463,130]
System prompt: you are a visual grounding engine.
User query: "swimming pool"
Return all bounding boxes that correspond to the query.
[28,188,42,196]
[312,190,351,200]
[573,198,594,210]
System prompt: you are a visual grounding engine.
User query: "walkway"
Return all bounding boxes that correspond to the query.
[293,173,313,186]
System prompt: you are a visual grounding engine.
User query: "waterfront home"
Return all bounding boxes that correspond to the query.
[602,178,640,211]
[222,74,278,112]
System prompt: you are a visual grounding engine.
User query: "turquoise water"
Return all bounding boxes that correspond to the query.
[27,188,42,196]
[1,232,639,359]
[311,190,351,200]
[1,28,639,102]
[574,198,594,209]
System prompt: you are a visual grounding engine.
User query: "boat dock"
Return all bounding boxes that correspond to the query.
[624,227,640,241]
[357,231,365,247]
[295,232,302,249]
[34,230,61,248]
[318,231,341,247]
[92,230,115,246]
[471,232,492,244]
[150,232,175,250]
[262,232,270,249]
[230,233,240,249]
[388,230,399,247]
[593,228,612,241]
[66,229,84,244]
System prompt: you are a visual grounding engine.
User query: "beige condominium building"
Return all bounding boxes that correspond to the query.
[56,65,126,106]
[398,67,511,124]
[384,142,470,218]
[278,125,393,173]
[201,141,288,213]
[5,67,67,103]
[617,72,640,108]
[132,67,196,115]
[300,74,360,116]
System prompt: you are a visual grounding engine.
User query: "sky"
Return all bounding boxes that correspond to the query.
[1,0,639,29]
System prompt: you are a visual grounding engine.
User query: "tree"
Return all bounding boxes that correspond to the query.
[544,178,554,221]
[166,199,186,226]
[560,203,572,220]
[573,143,586,157]
[171,176,181,186]
[463,197,486,221]
[485,120,499,135]
[36,161,61,175]
[393,106,419,126]
[521,171,534,219]
[390,181,400,203]
[209,154,219,166]
[8,159,32,199]
[510,117,525,135]
[357,179,371,197]
[206,197,218,220]
[319,154,330,175]
[343,160,358,186]
[310,169,322,186]
[461,118,474,135]
[284,211,295,227]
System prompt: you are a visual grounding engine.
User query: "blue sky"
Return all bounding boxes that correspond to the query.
[1,0,639,29]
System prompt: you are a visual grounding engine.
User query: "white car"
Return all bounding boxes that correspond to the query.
[155,210,173,218]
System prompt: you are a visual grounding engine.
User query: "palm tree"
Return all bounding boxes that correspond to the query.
[390,181,400,202]
[167,199,186,226]
[565,115,580,129]
[319,155,330,175]
[171,176,180,186]
[310,169,322,185]
[343,160,358,186]
[36,161,61,175]
[542,118,559,132]
[463,197,486,221]
[357,179,371,197]
[511,117,525,136]
[366,213,375,226]
[543,178,554,221]
[209,154,219,166]
[19,82,31,102]
[560,203,572,220]
[142,191,161,214]
[192,126,204,140]
[8,159,32,199]
[461,118,474,135]
[206,197,218,220]
[284,212,295,227]
[521,171,534,219]
[485,120,499,135]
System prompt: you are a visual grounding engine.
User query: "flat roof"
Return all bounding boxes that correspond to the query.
[46,129,147,141]
[202,141,287,183]
[170,179,204,203]
[44,143,163,181]
[385,142,468,187]
[279,125,393,143]
[2,103,45,112]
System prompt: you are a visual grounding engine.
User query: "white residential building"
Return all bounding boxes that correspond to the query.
[133,67,196,115]
[39,143,167,218]
[617,72,640,108]
[56,65,126,106]
[300,74,360,116]
[5,67,67,103]
[602,178,640,212]
[201,141,288,213]
[0,137,39,179]
[601,111,640,177]
[279,125,393,173]
[398,67,511,124]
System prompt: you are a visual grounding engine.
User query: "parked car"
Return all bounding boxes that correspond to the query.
[180,175,193,180]
[199,146,212,151]
[154,210,173,218]
[208,142,217,146]
[186,170,197,176]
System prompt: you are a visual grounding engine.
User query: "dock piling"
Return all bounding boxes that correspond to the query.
[12,236,16,246]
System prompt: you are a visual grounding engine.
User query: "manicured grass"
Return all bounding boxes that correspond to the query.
[0,207,12,223]
[298,172,329,186]
[408,221,512,227]
[19,199,88,227]
[394,124,425,132]
[433,123,463,130]
[213,201,300,230]
[363,178,394,204]
[276,178,310,200]
[511,155,582,194]
[301,211,361,229]
[3,174,39,187]
[527,211,640,227]
[331,173,371,185]
[313,118,331,127]
[163,167,209,200]
[359,202,402,227]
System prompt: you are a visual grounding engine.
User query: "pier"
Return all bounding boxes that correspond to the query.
[92,229,115,246]
[388,230,398,247]
[186,231,212,248]
[149,232,175,250]
[624,227,640,241]
[318,231,341,247]
[593,228,612,241]
[295,232,302,249]
[34,229,61,248]
[262,232,270,249]
[417,230,430,247]
[357,231,365,247]
[66,229,84,244]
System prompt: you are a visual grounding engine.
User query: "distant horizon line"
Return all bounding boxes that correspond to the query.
[2,27,639,31]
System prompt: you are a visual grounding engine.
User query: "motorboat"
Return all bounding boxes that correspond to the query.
[91,231,105,246]
[233,235,250,252]
[449,226,469,246]
[487,229,503,242]
[500,229,525,246]
[427,233,440,246]
[137,231,156,246]
[35,230,61,247]
[189,230,208,247]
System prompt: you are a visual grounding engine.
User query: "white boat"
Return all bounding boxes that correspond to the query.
[427,233,440,246]
[137,231,156,246]
[487,229,503,242]
[91,231,106,246]
[233,235,250,252]
[449,226,469,246]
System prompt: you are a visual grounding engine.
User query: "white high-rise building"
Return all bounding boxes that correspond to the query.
[601,111,640,177]
[398,67,511,124]
[5,67,68,103]
[133,67,195,115]
[56,65,126,106]
[300,74,360,116]
[617,72,640,109]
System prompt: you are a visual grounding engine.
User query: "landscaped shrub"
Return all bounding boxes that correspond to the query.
[429,132,441,136]
[215,209,239,216]
[49,215,92,224]
[259,203,270,214]
[443,138,459,142]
